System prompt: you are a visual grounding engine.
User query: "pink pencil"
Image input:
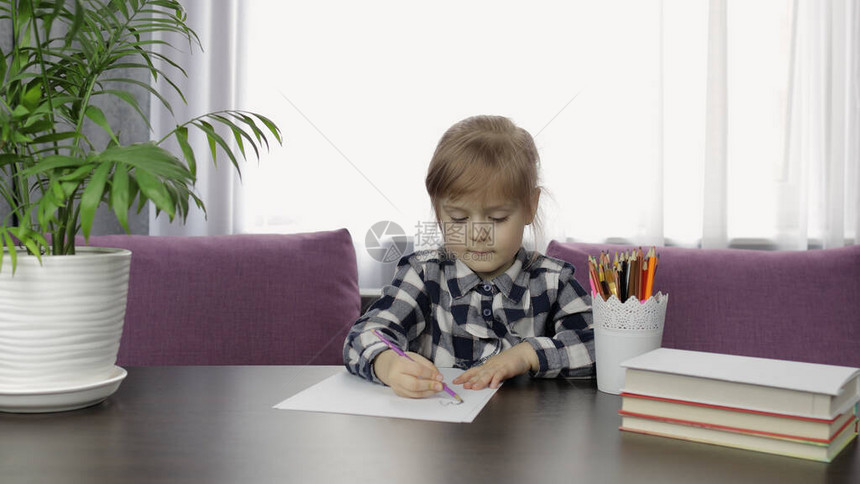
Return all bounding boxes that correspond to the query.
[371,329,463,404]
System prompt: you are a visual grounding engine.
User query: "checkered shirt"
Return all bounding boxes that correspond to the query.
[343,248,595,383]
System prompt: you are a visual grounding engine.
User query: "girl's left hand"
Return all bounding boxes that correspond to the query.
[452,342,539,390]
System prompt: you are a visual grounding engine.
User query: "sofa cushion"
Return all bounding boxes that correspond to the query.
[84,229,360,365]
[546,241,860,367]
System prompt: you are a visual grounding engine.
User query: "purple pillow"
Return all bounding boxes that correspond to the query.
[83,230,360,365]
[547,241,860,367]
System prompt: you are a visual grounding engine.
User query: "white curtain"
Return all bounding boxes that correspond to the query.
[149,0,243,236]
[699,0,860,249]
[149,1,859,285]
[779,0,860,250]
[702,0,728,249]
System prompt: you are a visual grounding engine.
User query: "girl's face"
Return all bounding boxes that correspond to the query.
[438,193,537,280]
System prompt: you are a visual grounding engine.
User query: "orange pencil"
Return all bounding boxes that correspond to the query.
[589,256,607,301]
[644,246,657,298]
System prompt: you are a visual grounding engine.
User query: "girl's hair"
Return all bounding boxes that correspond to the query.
[425,115,541,223]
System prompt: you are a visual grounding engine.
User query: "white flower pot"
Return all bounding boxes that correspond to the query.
[0,247,131,392]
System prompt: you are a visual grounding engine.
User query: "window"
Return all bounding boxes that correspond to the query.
[231,0,856,288]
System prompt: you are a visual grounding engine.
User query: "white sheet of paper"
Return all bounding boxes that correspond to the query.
[273,368,499,423]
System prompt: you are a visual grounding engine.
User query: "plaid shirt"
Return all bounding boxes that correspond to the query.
[344,248,595,383]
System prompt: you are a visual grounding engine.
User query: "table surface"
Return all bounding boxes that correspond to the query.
[0,366,857,484]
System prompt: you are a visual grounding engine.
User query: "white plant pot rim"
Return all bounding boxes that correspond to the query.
[2,246,132,258]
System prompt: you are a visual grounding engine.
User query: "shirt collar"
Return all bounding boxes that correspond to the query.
[445,248,531,303]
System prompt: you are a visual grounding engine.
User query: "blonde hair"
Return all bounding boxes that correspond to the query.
[425,115,543,246]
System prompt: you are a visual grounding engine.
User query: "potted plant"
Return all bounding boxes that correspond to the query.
[0,0,281,411]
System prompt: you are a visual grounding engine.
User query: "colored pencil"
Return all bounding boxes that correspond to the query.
[371,329,463,404]
[588,247,660,303]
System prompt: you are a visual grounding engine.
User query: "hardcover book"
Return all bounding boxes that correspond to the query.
[620,348,860,419]
[620,414,858,463]
[620,392,856,442]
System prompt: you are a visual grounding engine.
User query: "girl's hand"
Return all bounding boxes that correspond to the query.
[373,349,445,398]
[453,343,539,390]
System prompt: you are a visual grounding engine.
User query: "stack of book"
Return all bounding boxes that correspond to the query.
[618,348,860,462]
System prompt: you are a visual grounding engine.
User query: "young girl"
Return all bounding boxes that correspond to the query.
[343,115,594,398]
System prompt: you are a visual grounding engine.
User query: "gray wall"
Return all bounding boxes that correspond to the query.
[1,19,149,236]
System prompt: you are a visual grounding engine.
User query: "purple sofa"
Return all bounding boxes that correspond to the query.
[546,241,860,368]
[84,229,360,366]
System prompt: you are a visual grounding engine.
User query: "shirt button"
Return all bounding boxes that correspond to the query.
[482,308,492,317]
[482,283,493,292]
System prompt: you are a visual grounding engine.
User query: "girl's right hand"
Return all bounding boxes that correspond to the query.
[373,349,445,398]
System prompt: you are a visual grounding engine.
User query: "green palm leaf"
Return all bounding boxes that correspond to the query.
[0,0,282,268]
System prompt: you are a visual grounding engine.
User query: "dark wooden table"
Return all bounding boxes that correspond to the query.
[0,366,856,483]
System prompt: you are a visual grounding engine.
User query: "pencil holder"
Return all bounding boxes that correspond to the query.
[592,293,668,394]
